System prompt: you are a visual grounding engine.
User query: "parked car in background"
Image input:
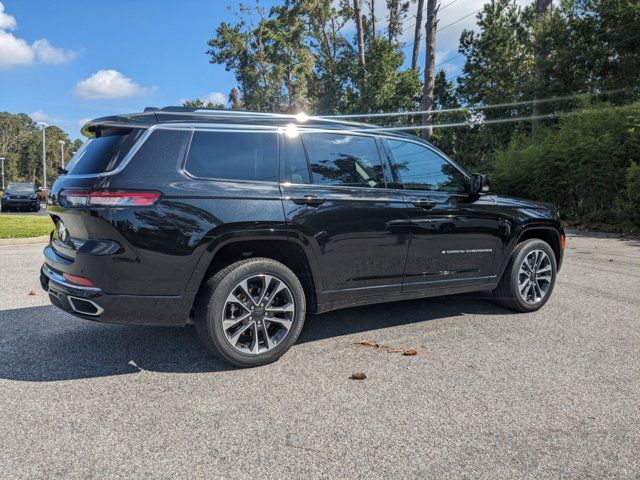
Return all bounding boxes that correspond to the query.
[41,107,565,367]
[1,182,40,212]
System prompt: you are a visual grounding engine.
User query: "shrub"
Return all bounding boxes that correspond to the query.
[487,101,640,231]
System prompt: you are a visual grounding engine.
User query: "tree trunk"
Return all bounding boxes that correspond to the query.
[411,0,425,71]
[354,0,366,67]
[369,0,376,38]
[421,0,439,140]
[533,0,552,119]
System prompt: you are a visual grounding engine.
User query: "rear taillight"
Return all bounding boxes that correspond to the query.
[60,190,162,207]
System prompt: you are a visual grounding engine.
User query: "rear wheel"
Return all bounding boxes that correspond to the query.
[494,239,557,312]
[195,257,306,367]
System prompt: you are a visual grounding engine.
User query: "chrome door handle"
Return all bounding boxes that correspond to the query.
[411,199,437,210]
[292,195,326,207]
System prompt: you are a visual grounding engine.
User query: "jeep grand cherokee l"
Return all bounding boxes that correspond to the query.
[40,107,565,367]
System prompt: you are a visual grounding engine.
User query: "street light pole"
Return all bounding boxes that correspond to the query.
[38,122,49,189]
[0,157,5,191]
[59,140,65,169]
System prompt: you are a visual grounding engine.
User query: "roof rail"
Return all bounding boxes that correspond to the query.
[150,106,372,127]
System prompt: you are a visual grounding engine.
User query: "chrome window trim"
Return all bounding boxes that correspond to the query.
[60,121,467,186]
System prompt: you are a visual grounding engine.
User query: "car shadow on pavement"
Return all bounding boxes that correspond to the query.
[0,293,506,382]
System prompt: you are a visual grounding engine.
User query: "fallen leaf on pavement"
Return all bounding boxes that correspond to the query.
[28,289,36,296]
[355,340,418,356]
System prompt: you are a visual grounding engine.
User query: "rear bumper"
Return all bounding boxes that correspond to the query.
[41,255,194,327]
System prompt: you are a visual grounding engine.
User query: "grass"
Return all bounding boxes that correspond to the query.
[0,215,53,239]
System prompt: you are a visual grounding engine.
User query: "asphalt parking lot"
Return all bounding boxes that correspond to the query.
[0,232,638,479]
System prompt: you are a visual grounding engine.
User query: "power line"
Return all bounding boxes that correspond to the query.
[401,0,463,34]
[330,104,634,133]
[319,88,637,120]
[438,7,481,32]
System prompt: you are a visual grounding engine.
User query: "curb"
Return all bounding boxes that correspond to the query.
[0,235,49,246]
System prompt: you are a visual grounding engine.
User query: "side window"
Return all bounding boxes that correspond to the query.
[280,133,311,184]
[185,130,278,182]
[302,132,385,188]
[386,139,467,192]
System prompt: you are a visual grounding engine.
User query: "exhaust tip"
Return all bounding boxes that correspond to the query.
[68,296,104,316]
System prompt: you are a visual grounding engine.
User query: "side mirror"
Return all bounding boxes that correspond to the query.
[468,173,489,195]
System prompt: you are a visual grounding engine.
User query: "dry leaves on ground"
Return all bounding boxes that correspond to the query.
[355,340,419,356]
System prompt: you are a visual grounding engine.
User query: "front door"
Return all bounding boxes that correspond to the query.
[279,130,410,303]
[382,137,501,292]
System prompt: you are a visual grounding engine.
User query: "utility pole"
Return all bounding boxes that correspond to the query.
[354,0,366,67]
[0,157,5,190]
[38,122,49,189]
[421,0,439,140]
[59,140,65,169]
[411,0,425,71]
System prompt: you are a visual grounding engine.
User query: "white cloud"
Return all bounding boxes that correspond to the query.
[0,2,16,30]
[74,70,148,99]
[0,2,75,69]
[30,109,52,122]
[32,39,76,64]
[202,91,227,106]
[0,29,33,67]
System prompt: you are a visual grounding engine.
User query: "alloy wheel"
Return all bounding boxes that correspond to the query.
[221,274,295,355]
[517,249,553,305]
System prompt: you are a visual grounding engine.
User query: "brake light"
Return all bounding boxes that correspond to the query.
[61,190,162,207]
[63,273,96,287]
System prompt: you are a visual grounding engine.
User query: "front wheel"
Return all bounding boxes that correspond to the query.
[494,239,557,312]
[195,257,306,367]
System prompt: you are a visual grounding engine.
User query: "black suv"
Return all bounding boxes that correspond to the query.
[41,107,564,367]
[2,182,40,212]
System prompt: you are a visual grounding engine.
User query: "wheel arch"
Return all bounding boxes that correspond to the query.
[515,225,563,269]
[186,231,321,314]
[495,223,564,283]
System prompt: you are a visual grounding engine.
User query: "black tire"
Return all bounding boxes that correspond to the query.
[194,257,306,368]
[494,238,557,312]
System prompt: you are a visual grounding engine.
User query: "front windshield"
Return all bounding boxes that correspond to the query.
[6,184,34,194]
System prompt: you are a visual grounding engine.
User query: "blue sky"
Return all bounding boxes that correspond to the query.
[0,0,531,139]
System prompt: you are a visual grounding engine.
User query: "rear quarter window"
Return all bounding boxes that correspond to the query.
[185,130,278,182]
[66,127,145,175]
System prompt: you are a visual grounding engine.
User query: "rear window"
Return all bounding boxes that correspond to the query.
[65,127,145,175]
[185,131,278,182]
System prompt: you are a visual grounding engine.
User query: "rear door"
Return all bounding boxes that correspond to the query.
[382,137,500,291]
[279,130,410,303]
